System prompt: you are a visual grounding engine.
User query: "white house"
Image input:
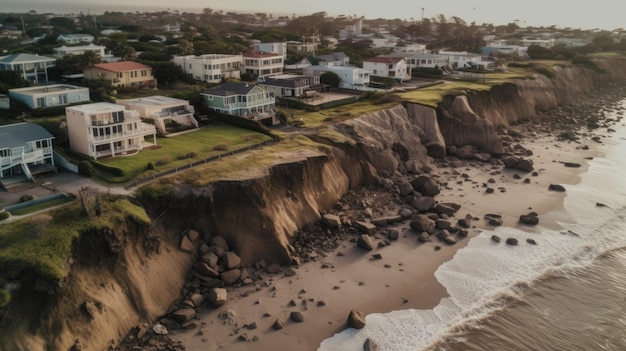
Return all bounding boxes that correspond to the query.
[116,96,198,135]
[438,50,483,69]
[9,84,90,109]
[56,34,94,44]
[172,54,242,83]
[313,52,350,67]
[243,50,284,78]
[393,43,428,54]
[0,53,56,84]
[253,42,288,61]
[483,44,528,57]
[0,122,55,182]
[362,56,411,82]
[65,102,157,159]
[401,53,449,68]
[303,65,371,89]
[520,38,556,48]
[200,82,278,125]
[53,44,106,58]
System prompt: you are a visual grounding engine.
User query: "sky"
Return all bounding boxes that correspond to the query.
[1,0,624,31]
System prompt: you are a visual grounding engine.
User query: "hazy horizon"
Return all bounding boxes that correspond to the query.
[0,0,624,31]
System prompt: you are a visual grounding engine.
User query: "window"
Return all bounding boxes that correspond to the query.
[117,72,123,78]
[141,70,147,77]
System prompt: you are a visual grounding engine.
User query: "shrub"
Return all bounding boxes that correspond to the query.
[147,162,155,170]
[176,152,197,160]
[213,144,228,151]
[155,157,170,166]
[91,161,125,177]
[0,289,10,308]
[20,194,35,203]
[78,160,94,177]
[0,212,9,221]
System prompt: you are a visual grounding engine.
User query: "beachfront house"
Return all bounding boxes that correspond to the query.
[257,74,324,98]
[0,53,56,84]
[401,53,449,69]
[172,54,242,84]
[362,56,411,82]
[9,84,90,109]
[313,52,350,67]
[252,42,288,61]
[243,50,284,79]
[65,102,157,159]
[201,82,278,125]
[57,34,94,44]
[53,44,106,58]
[303,65,371,89]
[438,50,483,69]
[116,96,198,135]
[0,122,56,184]
[83,61,157,88]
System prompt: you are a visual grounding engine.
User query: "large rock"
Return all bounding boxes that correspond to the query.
[208,288,228,306]
[171,308,196,323]
[272,319,284,330]
[418,232,430,243]
[548,184,566,192]
[180,235,195,253]
[210,236,229,252]
[347,310,366,329]
[220,269,241,285]
[519,213,539,225]
[364,338,379,351]
[223,251,242,270]
[503,156,534,172]
[398,182,414,196]
[354,221,377,234]
[201,252,219,268]
[411,196,436,212]
[434,203,460,216]
[506,238,519,246]
[195,262,219,278]
[410,214,435,233]
[190,293,204,308]
[290,311,304,323]
[357,234,375,250]
[484,213,503,226]
[322,214,341,228]
[410,175,440,197]
[455,144,478,159]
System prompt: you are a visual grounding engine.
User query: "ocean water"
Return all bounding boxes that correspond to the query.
[318,99,626,351]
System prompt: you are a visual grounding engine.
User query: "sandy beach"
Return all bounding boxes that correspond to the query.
[165,104,614,351]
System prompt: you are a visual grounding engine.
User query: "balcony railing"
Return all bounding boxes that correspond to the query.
[0,147,51,167]
[88,126,156,143]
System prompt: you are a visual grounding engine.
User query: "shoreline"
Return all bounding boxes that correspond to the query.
[167,92,625,351]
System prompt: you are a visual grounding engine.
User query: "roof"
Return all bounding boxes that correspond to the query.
[261,78,307,89]
[66,102,124,114]
[0,53,56,64]
[362,56,405,64]
[314,52,348,62]
[0,122,54,149]
[242,50,281,58]
[201,82,259,96]
[117,95,188,107]
[91,61,151,73]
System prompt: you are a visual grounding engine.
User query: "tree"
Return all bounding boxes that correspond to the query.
[0,71,29,93]
[320,71,341,88]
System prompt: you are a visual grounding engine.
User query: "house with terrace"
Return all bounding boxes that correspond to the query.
[362,56,411,82]
[243,50,284,79]
[65,102,157,159]
[0,122,56,186]
[53,44,106,58]
[252,42,288,62]
[438,50,484,69]
[257,74,325,98]
[116,96,198,135]
[57,33,94,44]
[9,84,90,109]
[0,53,56,84]
[303,65,371,89]
[201,82,278,125]
[172,54,242,84]
[311,52,350,67]
[83,61,157,88]
[396,53,449,69]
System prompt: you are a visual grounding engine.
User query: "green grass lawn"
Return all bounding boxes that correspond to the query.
[8,196,76,216]
[95,123,273,183]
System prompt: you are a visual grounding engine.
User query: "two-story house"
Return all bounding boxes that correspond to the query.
[53,44,106,58]
[65,102,157,159]
[9,84,90,109]
[0,53,56,84]
[57,34,94,44]
[252,42,288,62]
[116,96,198,135]
[242,51,284,79]
[83,61,157,88]
[258,74,323,98]
[312,52,350,67]
[172,54,242,84]
[398,53,449,69]
[362,56,411,82]
[201,82,278,125]
[304,65,371,89]
[0,122,56,184]
[438,50,483,69]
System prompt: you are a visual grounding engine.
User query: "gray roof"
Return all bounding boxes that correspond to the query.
[261,78,307,89]
[201,82,258,96]
[0,53,56,64]
[0,122,54,149]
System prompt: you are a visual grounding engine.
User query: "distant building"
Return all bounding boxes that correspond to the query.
[53,44,106,58]
[57,33,94,44]
[83,61,157,88]
[253,42,288,61]
[200,82,278,125]
[0,122,56,182]
[482,44,528,57]
[172,54,242,83]
[65,102,157,159]
[116,96,198,135]
[520,38,555,48]
[398,53,448,68]
[438,50,483,69]
[163,23,181,32]
[9,84,90,109]
[286,41,318,54]
[0,53,56,84]
[312,52,350,67]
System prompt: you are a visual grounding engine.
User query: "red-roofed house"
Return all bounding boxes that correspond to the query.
[242,50,284,79]
[83,61,157,88]
[362,56,412,82]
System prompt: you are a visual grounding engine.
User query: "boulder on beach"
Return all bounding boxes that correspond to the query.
[290,311,304,323]
[220,269,241,285]
[357,234,375,250]
[411,175,440,197]
[418,232,430,243]
[171,308,196,323]
[322,214,341,228]
[503,156,534,172]
[410,214,435,233]
[519,213,539,225]
[272,319,284,330]
[208,287,228,306]
[210,236,229,252]
[223,251,241,270]
[548,184,566,192]
[491,235,501,243]
[354,221,377,235]
[347,310,366,329]
[180,235,195,253]
[364,338,379,351]
[506,238,519,246]
[484,214,503,226]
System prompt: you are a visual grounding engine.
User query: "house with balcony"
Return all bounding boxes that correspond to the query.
[399,53,449,69]
[312,52,350,67]
[65,102,157,159]
[243,50,284,79]
[286,41,318,54]
[83,61,156,88]
[201,82,278,125]
[0,53,56,84]
[116,96,198,135]
[362,56,411,82]
[252,42,288,61]
[9,84,90,109]
[57,34,94,44]
[53,44,106,58]
[438,50,483,69]
[303,65,371,89]
[0,122,56,185]
[257,74,324,98]
[172,54,242,83]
